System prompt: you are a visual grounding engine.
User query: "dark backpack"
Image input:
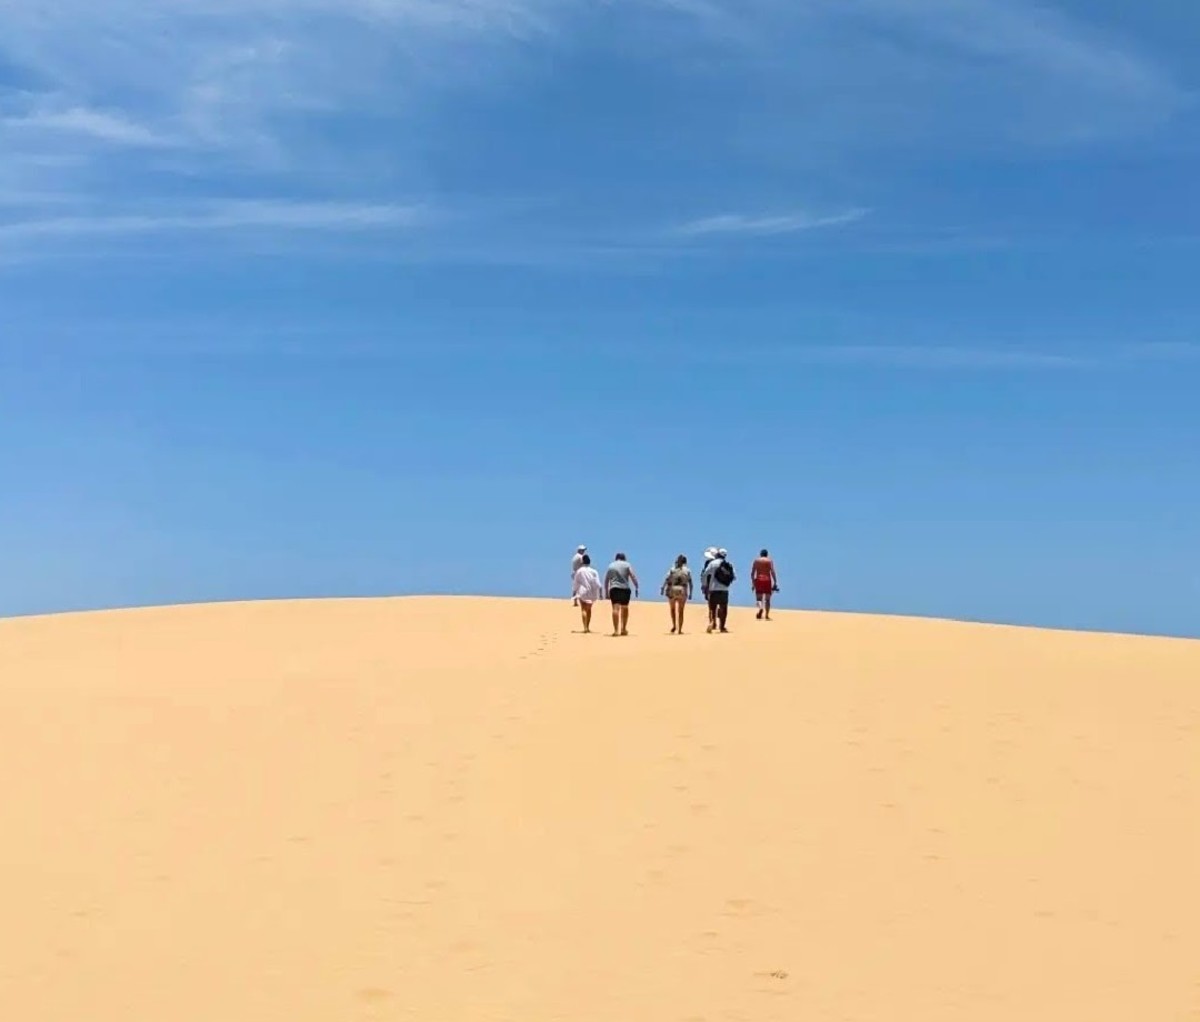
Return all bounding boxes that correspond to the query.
[714,560,735,586]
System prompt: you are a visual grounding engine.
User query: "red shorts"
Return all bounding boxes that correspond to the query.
[753,577,774,597]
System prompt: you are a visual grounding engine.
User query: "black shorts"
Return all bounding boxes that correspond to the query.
[609,588,632,606]
[707,590,730,610]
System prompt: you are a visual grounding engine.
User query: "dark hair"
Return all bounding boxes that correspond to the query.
[616,552,627,561]
[675,554,687,567]
[760,548,769,557]
[581,554,591,566]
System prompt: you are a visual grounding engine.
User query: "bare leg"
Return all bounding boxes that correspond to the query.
[764,591,772,620]
[611,601,621,636]
[677,596,687,634]
[669,598,678,633]
[581,602,593,633]
[619,605,630,635]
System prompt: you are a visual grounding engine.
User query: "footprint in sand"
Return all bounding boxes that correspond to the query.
[724,898,769,918]
[356,988,393,1005]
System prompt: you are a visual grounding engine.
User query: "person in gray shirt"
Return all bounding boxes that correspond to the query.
[603,552,640,637]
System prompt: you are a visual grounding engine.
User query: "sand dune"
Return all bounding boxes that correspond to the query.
[1,596,1197,1021]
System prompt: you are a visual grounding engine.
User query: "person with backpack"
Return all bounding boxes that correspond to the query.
[702,547,735,633]
[572,554,603,633]
[751,548,779,620]
[603,552,640,637]
[660,554,694,634]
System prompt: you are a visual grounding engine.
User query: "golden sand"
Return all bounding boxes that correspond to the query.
[1,596,1197,1020]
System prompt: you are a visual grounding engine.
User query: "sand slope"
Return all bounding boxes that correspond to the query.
[1,596,1197,1021]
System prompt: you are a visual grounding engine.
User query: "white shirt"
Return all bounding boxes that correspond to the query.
[703,557,733,593]
[572,566,603,603]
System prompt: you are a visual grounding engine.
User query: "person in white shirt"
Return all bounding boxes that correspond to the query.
[571,554,603,633]
[571,545,587,605]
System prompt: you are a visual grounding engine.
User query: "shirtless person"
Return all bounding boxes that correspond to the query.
[751,548,779,620]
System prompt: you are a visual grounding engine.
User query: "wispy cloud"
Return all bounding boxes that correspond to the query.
[676,208,870,237]
[772,344,1087,370]
[19,331,1200,377]
[4,105,174,148]
[855,0,1177,102]
[0,0,1188,263]
[1122,341,1200,362]
[0,201,427,242]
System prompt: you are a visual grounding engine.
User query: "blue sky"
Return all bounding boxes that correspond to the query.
[1,0,1198,636]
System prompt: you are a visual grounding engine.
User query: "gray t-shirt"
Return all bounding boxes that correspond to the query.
[605,560,634,590]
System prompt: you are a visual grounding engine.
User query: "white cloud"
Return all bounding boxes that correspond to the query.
[1123,341,1200,362]
[3,106,174,148]
[676,208,870,237]
[787,344,1087,370]
[0,0,1186,262]
[853,0,1175,100]
[0,201,427,241]
[0,0,1180,160]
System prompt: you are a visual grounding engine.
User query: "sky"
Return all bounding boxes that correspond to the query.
[1,0,1198,636]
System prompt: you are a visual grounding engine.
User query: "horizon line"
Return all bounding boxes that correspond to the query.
[2,592,1194,643]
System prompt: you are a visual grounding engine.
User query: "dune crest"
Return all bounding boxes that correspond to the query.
[2,597,1197,1021]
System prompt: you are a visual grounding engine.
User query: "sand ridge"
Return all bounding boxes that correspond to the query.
[1,596,1198,1021]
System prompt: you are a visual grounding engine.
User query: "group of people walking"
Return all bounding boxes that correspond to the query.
[570,545,780,636]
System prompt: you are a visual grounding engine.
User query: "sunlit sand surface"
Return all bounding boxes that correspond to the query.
[2,597,1197,1020]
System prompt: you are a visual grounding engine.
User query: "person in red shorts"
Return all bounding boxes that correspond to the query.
[751,548,779,620]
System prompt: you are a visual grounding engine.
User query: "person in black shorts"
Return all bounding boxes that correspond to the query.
[701,547,735,633]
[603,552,640,637]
